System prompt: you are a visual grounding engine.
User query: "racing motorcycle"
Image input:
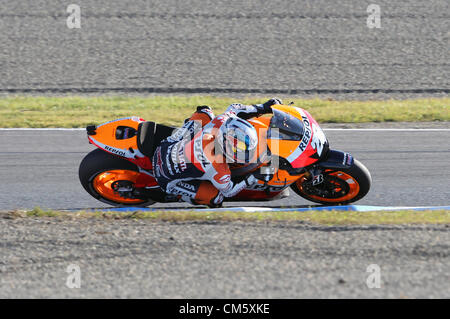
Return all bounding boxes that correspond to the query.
[79,104,371,207]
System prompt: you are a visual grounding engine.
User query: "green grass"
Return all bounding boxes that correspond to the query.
[0,96,449,127]
[4,207,450,226]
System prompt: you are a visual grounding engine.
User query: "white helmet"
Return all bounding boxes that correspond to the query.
[216,117,258,164]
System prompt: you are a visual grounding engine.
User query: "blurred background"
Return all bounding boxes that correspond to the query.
[1,0,448,99]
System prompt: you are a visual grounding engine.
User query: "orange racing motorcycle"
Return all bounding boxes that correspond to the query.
[79,104,371,207]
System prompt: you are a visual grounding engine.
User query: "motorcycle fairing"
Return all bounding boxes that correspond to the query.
[266,105,328,169]
[85,106,329,202]
[87,117,153,169]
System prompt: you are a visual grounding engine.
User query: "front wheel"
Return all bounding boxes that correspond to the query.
[291,159,371,205]
[79,149,155,207]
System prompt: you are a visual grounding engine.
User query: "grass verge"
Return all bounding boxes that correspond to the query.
[3,207,450,226]
[1,96,449,127]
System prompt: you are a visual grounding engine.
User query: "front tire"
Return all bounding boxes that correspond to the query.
[291,159,371,205]
[79,149,155,207]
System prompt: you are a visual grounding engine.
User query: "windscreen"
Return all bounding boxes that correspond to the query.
[267,109,304,140]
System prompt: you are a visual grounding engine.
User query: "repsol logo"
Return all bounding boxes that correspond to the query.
[298,115,312,152]
[194,137,208,165]
[104,145,126,157]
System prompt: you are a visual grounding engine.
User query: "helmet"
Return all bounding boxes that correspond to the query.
[216,117,258,164]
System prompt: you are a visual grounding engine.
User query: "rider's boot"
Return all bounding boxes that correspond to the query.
[185,181,224,208]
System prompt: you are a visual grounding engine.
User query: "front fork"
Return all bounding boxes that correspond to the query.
[301,167,325,186]
[304,149,354,186]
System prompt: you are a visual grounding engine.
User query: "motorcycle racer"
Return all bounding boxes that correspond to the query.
[151,98,283,207]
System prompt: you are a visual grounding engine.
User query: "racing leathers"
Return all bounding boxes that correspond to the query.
[151,99,281,206]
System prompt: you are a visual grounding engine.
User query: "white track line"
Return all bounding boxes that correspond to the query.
[95,205,450,213]
[323,128,450,131]
[0,128,449,131]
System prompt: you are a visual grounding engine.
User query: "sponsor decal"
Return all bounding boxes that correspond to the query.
[311,123,327,157]
[104,145,126,157]
[178,146,187,171]
[247,184,288,192]
[193,136,209,166]
[177,181,197,192]
[167,187,193,197]
[347,154,353,166]
[298,115,312,152]
[154,148,166,179]
[169,144,180,174]
[343,153,353,166]
[167,180,197,197]
[166,145,176,175]
[312,174,324,186]
[167,120,197,143]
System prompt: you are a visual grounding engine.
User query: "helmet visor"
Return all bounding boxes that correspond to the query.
[267,109,304,141]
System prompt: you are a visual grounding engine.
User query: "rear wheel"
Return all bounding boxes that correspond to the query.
[79,149,155,207]
[291,159,371,205]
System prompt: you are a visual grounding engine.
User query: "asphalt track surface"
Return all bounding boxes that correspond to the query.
[1,129,450,210]
[0,0,449,99]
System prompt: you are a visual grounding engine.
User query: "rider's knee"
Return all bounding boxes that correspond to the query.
[194,181,224,207]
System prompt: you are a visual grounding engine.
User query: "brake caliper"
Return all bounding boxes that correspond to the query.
[111,180,135,198]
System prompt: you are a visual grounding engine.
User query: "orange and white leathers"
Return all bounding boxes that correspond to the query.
[152,103,271,206]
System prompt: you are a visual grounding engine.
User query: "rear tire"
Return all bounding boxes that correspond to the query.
[79,149,155,207]
[291,159,371,205]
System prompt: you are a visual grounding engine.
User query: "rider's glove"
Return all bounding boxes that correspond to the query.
[263,97,282,110]
[244,174,259,187]
[256,98,283,114]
